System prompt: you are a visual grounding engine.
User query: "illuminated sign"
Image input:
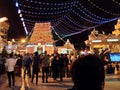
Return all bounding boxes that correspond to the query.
[45,43,53,46]
[107,39,118,42]
[92,40,102,43]
[61,48,67,54]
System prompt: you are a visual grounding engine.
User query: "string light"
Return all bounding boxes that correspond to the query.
[72,9,119,24]
[53,28,64,36]
[54,19,118,39]
[23,15,66,23]
[25,0,78,6]
[76,4,111,21]
[57,24,75,34]
[66,16,91,28]
[53,21,75,35]
[77,3,111,20]
[63,18,119,38]
[15,2,19,7]
[15,1,29,34]
[21,9,71,15]
[65,15,95,28]
[19,3,74,10]
[72,10,103,24]
[87,0,120,15]
[63,25,99,38]
[14,0,120,41]
[112,0,120,5]
[22,13,64,18]
[51,26,66,42]
[74,5,105,22]
[60,20,84,31]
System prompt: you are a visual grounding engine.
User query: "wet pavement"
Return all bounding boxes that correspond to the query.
[0,73,120,90]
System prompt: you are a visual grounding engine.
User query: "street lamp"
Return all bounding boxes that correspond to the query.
[0,17,8,23]
[21,39,26,43]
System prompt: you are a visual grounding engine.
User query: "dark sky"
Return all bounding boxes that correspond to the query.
[0,0,120,49]
[0,0,25,40]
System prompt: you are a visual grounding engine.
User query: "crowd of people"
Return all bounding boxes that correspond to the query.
[3,51,120,90]
[4,51,76,87]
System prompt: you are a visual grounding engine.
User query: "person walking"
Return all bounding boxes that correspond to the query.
[5,53,16,88]
[31,52,41,85]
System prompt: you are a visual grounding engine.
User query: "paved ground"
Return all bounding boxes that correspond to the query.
[0,74,120,90]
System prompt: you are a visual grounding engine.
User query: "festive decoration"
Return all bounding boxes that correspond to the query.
[85,18,120,53]
[29,22,54,44]
[112,0,120,5]
[87,0,120,15]
[14,0,120,41]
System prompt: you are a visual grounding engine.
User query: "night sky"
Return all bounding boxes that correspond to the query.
[0,0,25,39]
[0,0,120,49]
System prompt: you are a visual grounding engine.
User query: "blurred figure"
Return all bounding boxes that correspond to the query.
[59,54,65,81]
[68,54,105,90]
[116,63,120,74]
[23,53,32,78]
[5,53,16,88]
[70,53,76,63]
[64,54,69,77]
[51,55,59,81]
[41,51,50,83]
[15,55,23,76]
[49,54,54,77]
[31,52,41,85]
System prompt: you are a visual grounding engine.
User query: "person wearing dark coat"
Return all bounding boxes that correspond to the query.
[31,52,41,85]
[15,56,23,76]
[51,55,59,81]
[59,54,65,81]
